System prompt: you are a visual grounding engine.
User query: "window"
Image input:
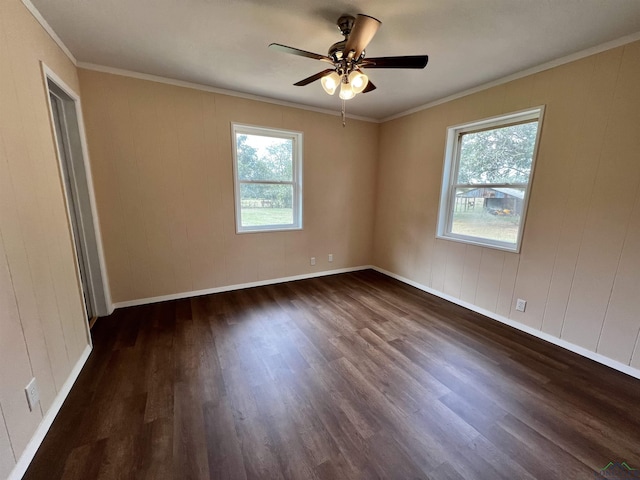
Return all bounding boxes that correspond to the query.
[437,107,544,252]
[232,124,303,233]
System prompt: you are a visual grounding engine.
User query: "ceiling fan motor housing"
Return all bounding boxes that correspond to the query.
[268,12,428,98]
[331,15,359,63]
[337,15,355,37]
[328,40,347,61]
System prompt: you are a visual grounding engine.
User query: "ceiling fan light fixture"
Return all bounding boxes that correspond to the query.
[339,80,355,100]
[348,70,368,94]
[321,71,340,95]
[270,13,428,122]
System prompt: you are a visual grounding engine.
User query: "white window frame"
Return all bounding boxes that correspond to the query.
[231,123,303,233]
[436,106,545,252]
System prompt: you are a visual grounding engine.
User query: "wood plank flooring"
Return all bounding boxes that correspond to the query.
[24,270,640,479]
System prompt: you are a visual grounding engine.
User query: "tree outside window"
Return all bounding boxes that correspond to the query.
[232,125,303,232]
[437,108,544,251]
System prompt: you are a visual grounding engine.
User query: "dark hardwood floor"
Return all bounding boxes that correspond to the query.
[24,270,640,479]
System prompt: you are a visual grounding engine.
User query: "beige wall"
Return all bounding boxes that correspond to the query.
[3,0,640,474]
[81,42,640,370]
[78,69,379,304]
[373,40,640,368]
[0,0,90,476]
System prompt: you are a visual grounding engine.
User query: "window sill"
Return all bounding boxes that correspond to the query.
[435,233,521,253]
[236,226,303,234]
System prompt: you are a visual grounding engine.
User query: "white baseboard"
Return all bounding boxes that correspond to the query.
[112,265,373,309]
[9,344,92,480]
[112,263,640,381]
[371,266,640,381]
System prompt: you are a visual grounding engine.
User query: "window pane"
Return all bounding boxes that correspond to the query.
[450,186,526,244]
[236,134,293,182]
[457,121,538,184]
[240,183,293,227]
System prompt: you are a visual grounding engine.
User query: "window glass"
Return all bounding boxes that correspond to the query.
[239,183,294,227]
[437,108,543,251]
[232,125,302,233]
[457,122,538,184]
[236,134,293,182]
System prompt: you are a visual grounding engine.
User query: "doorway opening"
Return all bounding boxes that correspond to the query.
[43,65,110,326]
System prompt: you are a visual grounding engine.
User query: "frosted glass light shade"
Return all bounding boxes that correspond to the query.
[321,72,340,95]
[339,81,355,100]
[348,71,369,94]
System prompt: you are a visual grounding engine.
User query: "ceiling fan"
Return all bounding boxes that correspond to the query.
[269,14,428,107]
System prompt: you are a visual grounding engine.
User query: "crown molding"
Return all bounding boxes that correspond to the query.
[76,62,380,123]
[19,0,376,122]
[381,31,640,123]
[20,0,77,65]
[19,0,640,125]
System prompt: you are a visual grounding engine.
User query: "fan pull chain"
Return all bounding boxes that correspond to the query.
[341,99,346,127]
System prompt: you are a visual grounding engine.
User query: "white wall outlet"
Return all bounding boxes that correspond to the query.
[310,257,316,266]
[25,377,40,412]
[516,299,527,312]
[328,254,333,262]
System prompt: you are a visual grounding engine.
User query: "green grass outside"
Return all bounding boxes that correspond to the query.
[241,208,293,227]
[451,209,520,243]
[241,206,518,242]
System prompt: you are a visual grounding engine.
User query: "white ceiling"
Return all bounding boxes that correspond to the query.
[31,0,640,120]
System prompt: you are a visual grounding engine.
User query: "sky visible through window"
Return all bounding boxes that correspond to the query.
[242,134,290,158]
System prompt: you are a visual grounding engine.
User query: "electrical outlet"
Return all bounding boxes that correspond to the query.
[25,378,40,412]
[516,299,527,312]
[310,257,316,266]
[328,254,333,262]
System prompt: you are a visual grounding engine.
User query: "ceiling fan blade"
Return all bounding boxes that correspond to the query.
[362,55,429,69]
[362,80,376,93]
[269,43,333,63]
[344,14,381,59]
[293,69,335,86]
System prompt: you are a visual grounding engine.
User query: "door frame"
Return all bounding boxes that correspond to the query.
[41,62,112,330]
